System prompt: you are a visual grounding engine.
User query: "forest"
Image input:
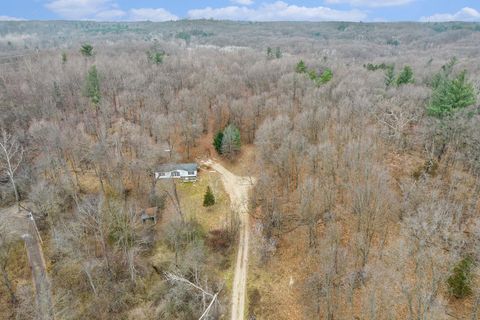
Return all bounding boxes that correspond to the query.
[1,20,480,319]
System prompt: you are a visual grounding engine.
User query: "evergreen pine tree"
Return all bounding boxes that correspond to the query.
[266,47,274,60]
[213,131,224,154]
[203,186,215,207]
[428,70,476,118]
[384,65,396,88]
[396,65,414,86]
[85,65,101,106]
[275,47,282,59]
[447,256,474,298]
[296,60,307,73]
[80,44,94,57]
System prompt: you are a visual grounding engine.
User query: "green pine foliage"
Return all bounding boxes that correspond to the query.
[296,60,307,74]
[296,60,333,86]
[80,43,94,57]
[384,65,396,88]
[267,47,274,60]
[317,69,333,85]
[275,47,282,59]
[149,51,165,64]
[428,70,476,118]
[267,47,282,59]
[447,256,475,299]
[396,66,414,86]
[213,131,224,155]
[364,63,392,71]
[203,186,215,207]
[308,69,317,81]
[85,65,101,105]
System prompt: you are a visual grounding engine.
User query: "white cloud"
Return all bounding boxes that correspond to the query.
[95,9,126,20]
[0,16,25,21]
[45,0,125,20]
[128,8,178,21]
[325,0,414,7]
[230,0,254,5]
[188,1,366,21]
[45,0,177,21]
[420,7,480,22]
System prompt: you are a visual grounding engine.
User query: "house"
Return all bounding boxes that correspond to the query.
[139,207,158,224]
[155,163,198,181]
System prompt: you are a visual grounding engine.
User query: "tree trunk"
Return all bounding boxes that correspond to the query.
[8,173,20,211]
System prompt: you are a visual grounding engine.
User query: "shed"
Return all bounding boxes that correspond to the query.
[139,207,158,224]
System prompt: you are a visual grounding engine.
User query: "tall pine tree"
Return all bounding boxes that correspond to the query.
[428,70,476,118]
[203,186,215,207]
[213,131,224,155]
[396,65,414,86]
[85,65,101,107]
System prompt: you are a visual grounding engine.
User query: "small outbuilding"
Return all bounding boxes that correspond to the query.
[155,163,198,181]
[139,207,158,224]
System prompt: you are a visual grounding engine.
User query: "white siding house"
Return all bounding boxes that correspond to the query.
[155,163,198,181]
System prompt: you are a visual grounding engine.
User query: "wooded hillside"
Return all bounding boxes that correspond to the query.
[1,21,480,319]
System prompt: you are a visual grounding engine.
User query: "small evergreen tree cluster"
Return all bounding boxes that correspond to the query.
[296,60,333,86]
[61,52,67,64]
[384,65,396,88]
[396,66,415,86]
[386,39,400,46]
[203,186,215,207]
[267,47,282,60]
[447,256,475,299]
[212,124,241,158]
[428,69,476,118]
[295,60,307,73]
[80,43,94,57]
[364,63,392,71]
[148,50,165,64]
[384,65,414,88]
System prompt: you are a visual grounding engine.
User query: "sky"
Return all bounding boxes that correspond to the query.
[0,0,479,23]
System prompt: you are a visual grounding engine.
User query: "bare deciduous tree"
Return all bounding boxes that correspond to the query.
[0,130,23,210]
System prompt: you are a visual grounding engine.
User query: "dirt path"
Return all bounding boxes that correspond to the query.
[1,205,54,320]
[203,160,254,320]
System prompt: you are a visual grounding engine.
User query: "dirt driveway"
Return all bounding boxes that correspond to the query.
[202,160,254,320]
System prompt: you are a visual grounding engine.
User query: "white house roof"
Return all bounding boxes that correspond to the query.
[157,163,198,172]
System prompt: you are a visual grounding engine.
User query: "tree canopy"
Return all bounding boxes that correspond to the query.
[428,70,476,118]
[85,65,101,105]
[396,66,414,86]
[221,124,241,159]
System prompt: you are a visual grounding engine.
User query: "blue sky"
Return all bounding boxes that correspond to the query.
[0,0,479,22]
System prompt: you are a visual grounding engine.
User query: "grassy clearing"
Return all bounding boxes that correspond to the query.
[146,171,236,314]
[0,239,32,319]
[175,170,231,231]
[175,171,237,295]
